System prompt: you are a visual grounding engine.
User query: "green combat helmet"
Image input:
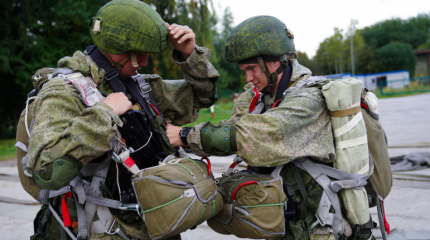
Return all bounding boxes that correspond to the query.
[89,0,168,70]
[224,16,295,93]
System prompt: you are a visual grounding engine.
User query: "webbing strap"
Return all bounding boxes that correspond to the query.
[331,106,361,118]
[292,165,309,208]
[49,203,78,240]
[292,158,344,238]
[85,195,123,209]
[73,191,89,239]
[335,135,368,149]
[86,45,126,94]
[84,158,111,235]
[293,156,374,193]
[333,112,363,138]
[123,78,153,117]
[368,178,388,240]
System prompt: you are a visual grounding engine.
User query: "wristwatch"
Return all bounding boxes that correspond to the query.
[179,127,193,145]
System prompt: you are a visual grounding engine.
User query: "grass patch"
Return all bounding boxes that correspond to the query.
[182,100,235,127]
[0,139,17,161]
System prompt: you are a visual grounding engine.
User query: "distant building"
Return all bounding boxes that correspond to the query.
[323,70,410,90]
[414,49,430,77]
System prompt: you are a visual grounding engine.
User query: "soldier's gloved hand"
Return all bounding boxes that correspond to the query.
[166,124,185,148]
[165,22,196,59]
[102,92,133,116]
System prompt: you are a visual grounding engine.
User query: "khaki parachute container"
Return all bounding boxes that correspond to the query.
[321,78,370,225]
[131,157,223,240]
[207,167,286,239]
[16,68,57,202]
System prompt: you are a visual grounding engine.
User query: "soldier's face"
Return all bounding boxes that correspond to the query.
[239,61,280,91]
[109,53,149,78]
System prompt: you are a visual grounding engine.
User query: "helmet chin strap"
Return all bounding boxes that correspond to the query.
[97,48,137,73]
[256,56,288,94]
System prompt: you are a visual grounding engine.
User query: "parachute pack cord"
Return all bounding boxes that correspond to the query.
[25,96,37,137]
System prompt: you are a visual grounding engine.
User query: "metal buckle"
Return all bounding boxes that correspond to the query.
[132,75,152,95]
[106,220,119,235]
[315,213,326,227]
[119,204,141,216]
[330,182,341,193]
[111,151,121,163]
[104,69,119,81]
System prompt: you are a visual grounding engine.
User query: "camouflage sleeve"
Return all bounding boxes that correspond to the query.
[147,46,219,126]
[234,87,334,167]
[27,78,122,174]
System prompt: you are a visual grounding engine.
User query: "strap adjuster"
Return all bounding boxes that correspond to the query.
[315,213,326,227]
[104,69,119,81]
[330,181,341,193]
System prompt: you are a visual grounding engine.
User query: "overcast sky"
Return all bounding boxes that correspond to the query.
[214,0,430,58]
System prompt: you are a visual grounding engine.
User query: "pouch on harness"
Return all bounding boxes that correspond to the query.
[206,162,286,239]
[132,156,223,239]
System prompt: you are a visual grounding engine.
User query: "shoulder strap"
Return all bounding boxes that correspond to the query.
[86,45,127,94]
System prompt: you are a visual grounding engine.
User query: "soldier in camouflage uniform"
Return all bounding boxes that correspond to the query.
[167,16,345,240]
[26,0,219,239]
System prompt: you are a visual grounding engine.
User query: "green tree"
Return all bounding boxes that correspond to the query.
[377,42,417,76]
[0,0,109,138]
[297,51,320,75]
[361,18,428,49]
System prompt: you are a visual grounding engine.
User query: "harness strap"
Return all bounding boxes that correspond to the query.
[84,158,112,236]
[331,106,361,118]
[86,45,127,94]
[49,203,78,240]
[292,158,344,238]
[291,165,309,209]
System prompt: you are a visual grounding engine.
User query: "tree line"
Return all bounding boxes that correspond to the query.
[299,13,430,77]
[0,0,429,138]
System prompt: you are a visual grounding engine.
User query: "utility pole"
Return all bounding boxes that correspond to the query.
[349,20,358,76]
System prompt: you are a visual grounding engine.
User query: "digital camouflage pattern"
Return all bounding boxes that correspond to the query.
[27,45,219,239]
[188,58,335,166]
[224,15,295,63]
[188,59,338,239]
[90,0,168,54]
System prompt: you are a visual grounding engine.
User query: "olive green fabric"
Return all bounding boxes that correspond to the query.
[33,156,82,190]
[90,0,168,54]
[16,68,57,202]
[132,158,223,240]
[200,121,236,155]
[16,107,40,201]
[224,15,294,63]
[207,170,286,239]
[361,108,392,206]
[321,78,370,225]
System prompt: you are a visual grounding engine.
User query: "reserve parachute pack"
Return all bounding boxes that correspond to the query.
[132,156,223,239]
[206,162,286,239]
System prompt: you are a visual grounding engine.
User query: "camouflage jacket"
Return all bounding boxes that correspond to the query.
[28,46,218,174]
[190,59,335,166]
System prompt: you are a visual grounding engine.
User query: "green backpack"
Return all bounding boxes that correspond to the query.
[16,68,59,202]
[131,156,223,240]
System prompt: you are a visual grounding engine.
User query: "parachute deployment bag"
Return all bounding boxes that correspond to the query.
[207,167,286,239]
[131,157,223,240]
